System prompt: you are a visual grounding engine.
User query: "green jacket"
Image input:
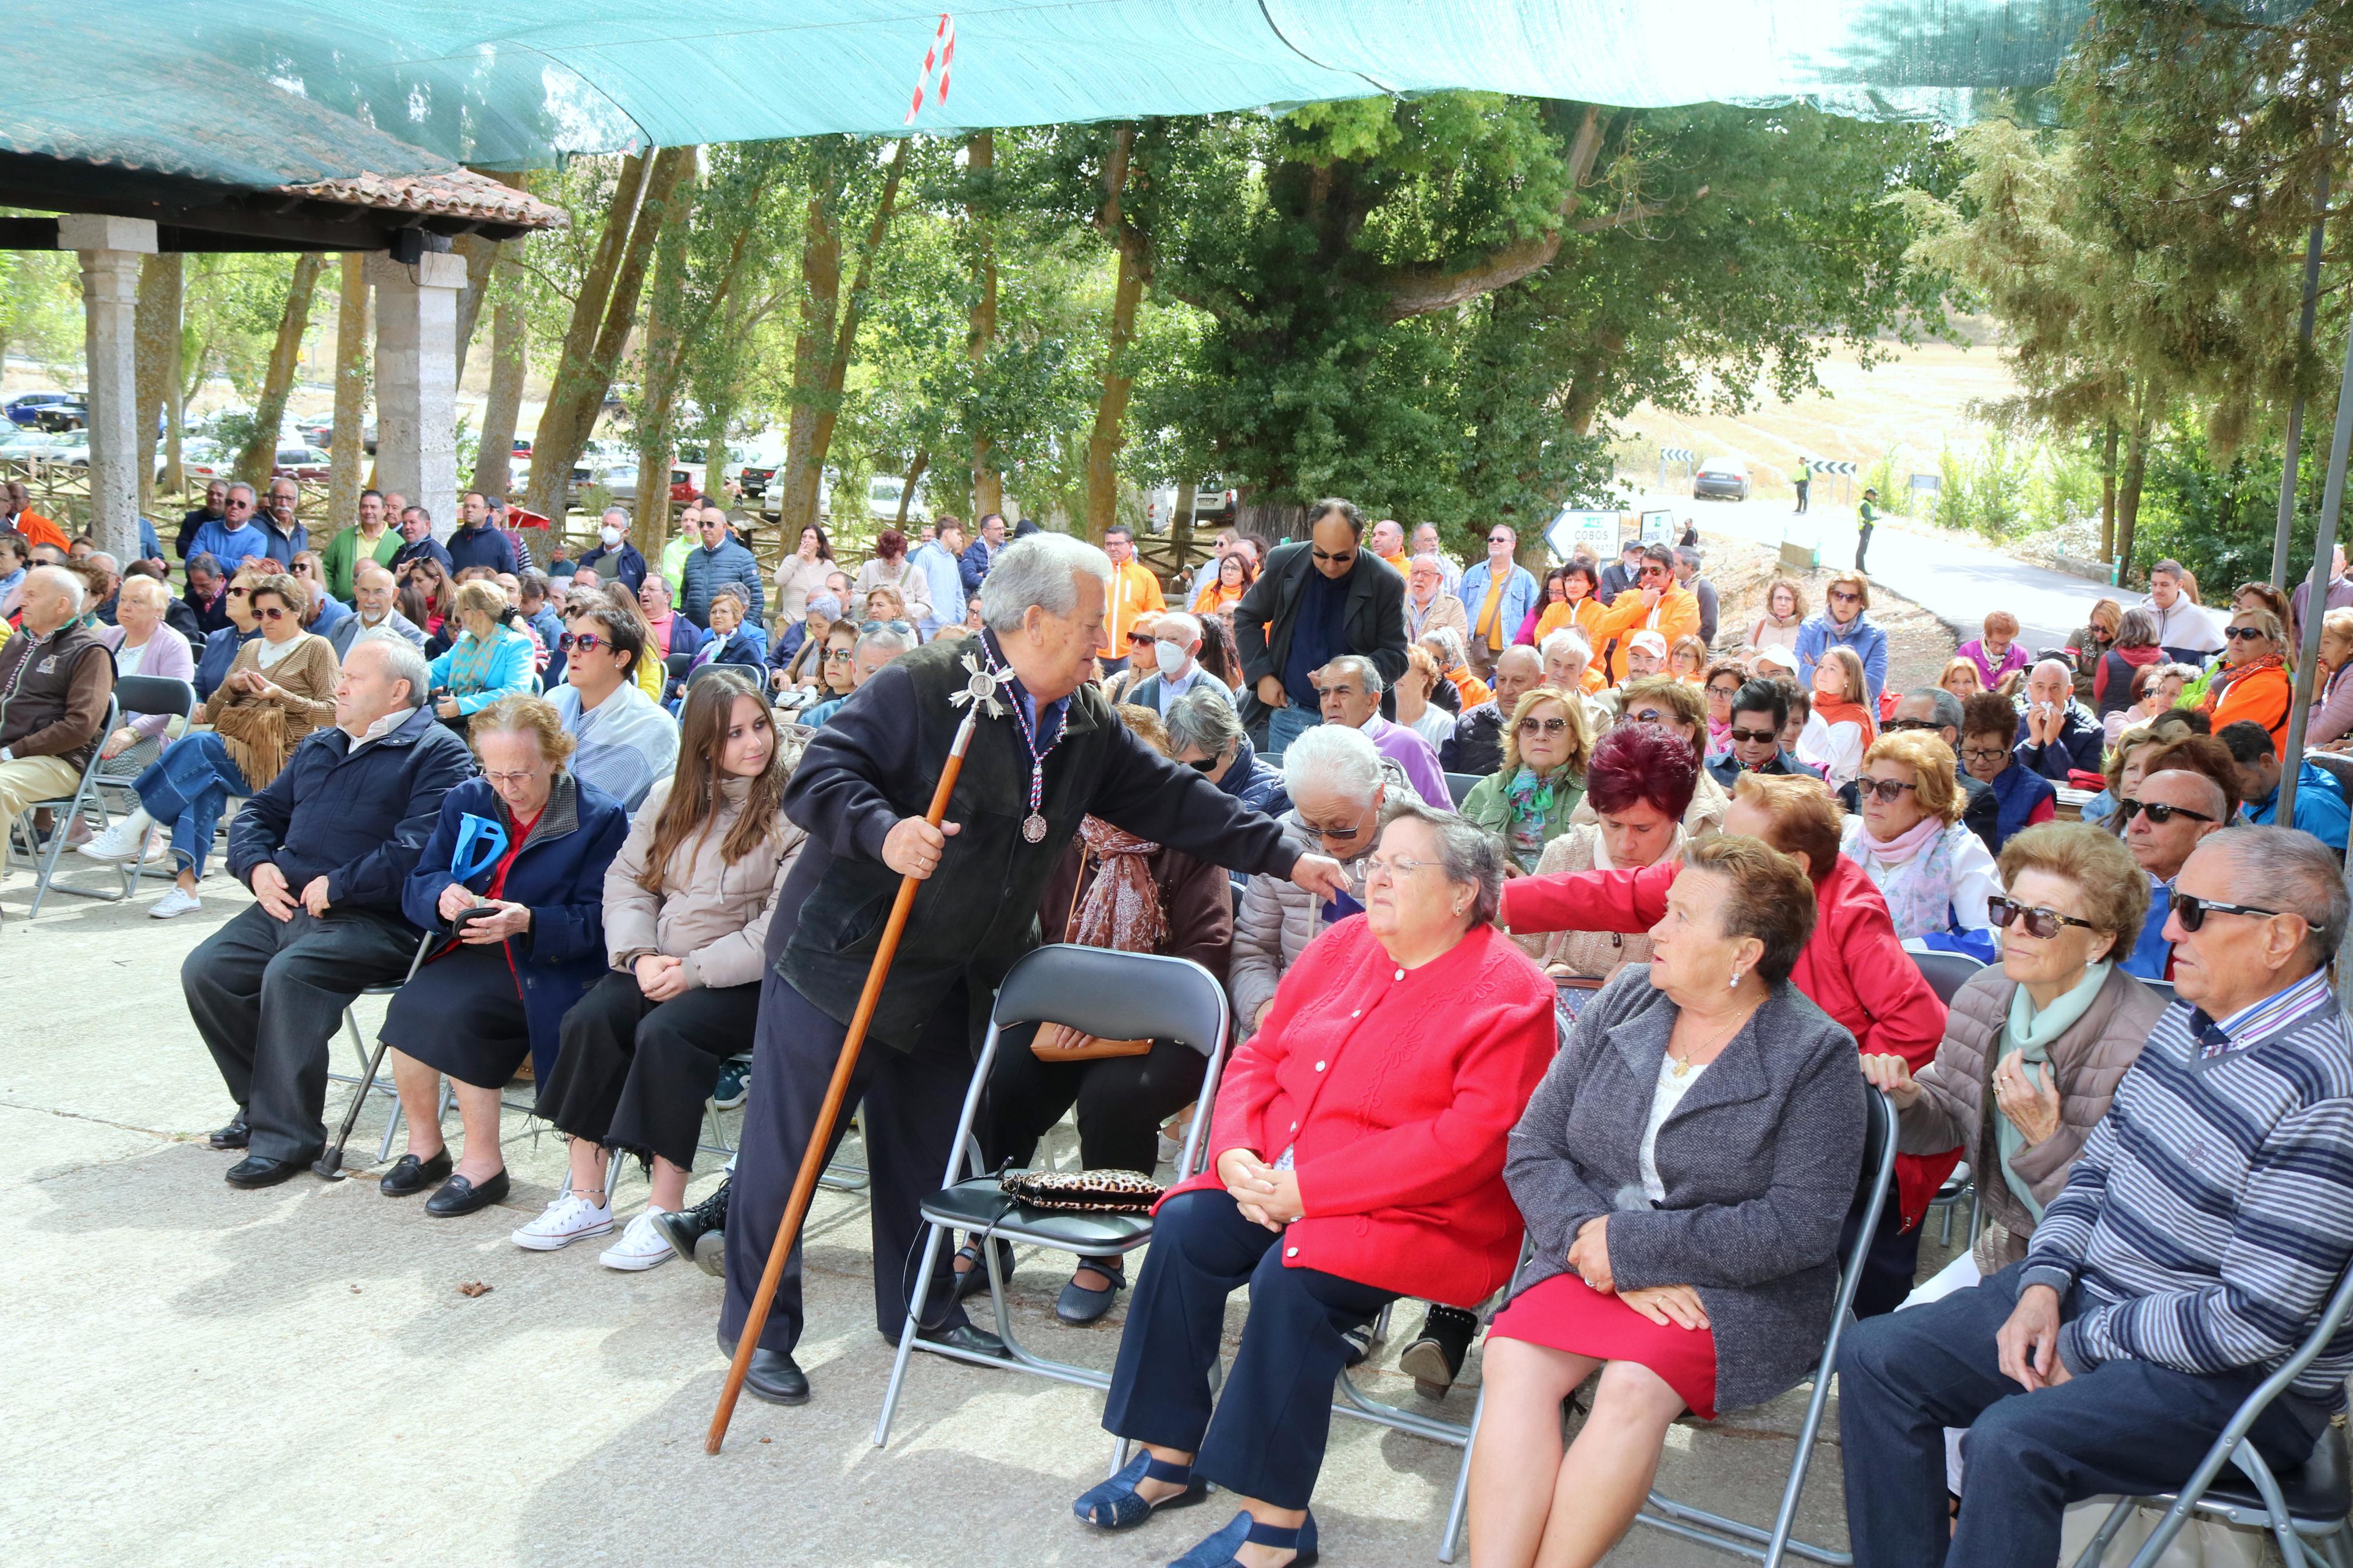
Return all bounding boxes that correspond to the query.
[320,524,402,604]
[1461,767,1585,871]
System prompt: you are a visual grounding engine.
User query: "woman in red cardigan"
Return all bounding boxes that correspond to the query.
[1073,801,1556,1568]
[1501,769,1955,1318]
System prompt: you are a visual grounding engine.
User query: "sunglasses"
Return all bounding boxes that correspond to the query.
[1184,756,1218,773]
[1829,589,1861,603]
[255,605,290,622]
[824,648,855,662]
[1128,631,1155,646]
[1988,895,2096,940]
[227,586,250,598]
[2223,625,2270,642]
[1623,709,1671,726]
[1855,776,1919,802]
[1488,536,1513,546]
[226,499,255,510]
[1517,716,1572,735]
[1639,566,1670,581]
[2169,891,2283,931]
[556,631,610,652]
[860,618,913,634]
[1726,726,1779,745]
[2118,799,2216,827]
[1299,815,1364,841]
[1309,547,1355,567]
[1883,717,1942,734]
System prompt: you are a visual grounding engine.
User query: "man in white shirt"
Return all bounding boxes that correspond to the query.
[1124,610,1231,717]
[328,563,427,659]
[548,600,679,812]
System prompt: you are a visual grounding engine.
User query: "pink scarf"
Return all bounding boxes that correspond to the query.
[1071,816,1166,954]
[1857,811,1944,866]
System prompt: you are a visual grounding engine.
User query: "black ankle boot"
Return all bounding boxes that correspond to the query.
[655,1177,729,1269]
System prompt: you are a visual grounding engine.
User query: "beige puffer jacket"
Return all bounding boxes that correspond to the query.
[1901,963,2164,1269]
[1228,759,1416,1034]
[602,773,807,990]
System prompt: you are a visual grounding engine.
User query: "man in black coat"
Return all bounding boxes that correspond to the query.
[183,638,475,1187]
[715,534,1346,1405]
[1233,497,1408,757]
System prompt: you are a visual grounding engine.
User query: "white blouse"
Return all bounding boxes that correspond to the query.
[1796,711,1865,786]
[1638,1050,1708,1205]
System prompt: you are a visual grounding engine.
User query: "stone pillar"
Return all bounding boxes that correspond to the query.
[368,250,466,537]
[60,215,158,564]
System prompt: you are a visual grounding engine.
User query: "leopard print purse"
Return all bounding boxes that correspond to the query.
[997,1167,1164,1214]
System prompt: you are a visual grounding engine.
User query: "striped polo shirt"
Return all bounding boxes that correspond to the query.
[2021,968,2353,1408]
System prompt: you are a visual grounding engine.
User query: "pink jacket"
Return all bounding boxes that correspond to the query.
[96,622,196,741]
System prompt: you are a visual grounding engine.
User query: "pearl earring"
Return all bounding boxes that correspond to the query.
[1728,968,1742,990]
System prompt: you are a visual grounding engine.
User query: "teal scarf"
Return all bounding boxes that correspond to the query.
[1503,766,1561,872]
[1995,961,2110,1222]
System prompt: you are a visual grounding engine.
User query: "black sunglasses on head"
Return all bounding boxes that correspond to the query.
[2169,890,2282,931]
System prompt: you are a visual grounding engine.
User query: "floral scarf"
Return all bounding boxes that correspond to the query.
[1071,816,1166,954]
[2203,651,2284,710]
[1848,816,1963,941]
[1503,766,1562,872]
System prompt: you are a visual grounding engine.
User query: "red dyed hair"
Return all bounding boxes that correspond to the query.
[1585,722,1699,822]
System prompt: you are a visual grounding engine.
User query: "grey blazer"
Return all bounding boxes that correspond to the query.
[1503,965,1868,1410]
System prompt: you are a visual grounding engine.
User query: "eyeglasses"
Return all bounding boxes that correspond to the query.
[2223,625,2270,642]
[292,562,315,574]
[1517,716,1572,736]
[1706,683,1741,698]
[255,605,290,622]
[1958,745,2008,764]
[226,586,250,599]
[1365,854,1438,880]
[823,648,855,662]
[1855,776,1919,802]
[226,499,255,511]
[1988,895,2097,939]
[1727,726,1779,745]
[2118,798,2216,827]
[1298,813,1365,842]
[860,618,913,634]
[1883,717,1942,735]
[1488,535,1512,546]
[2169,891,2283,932]
[481,769,544,788]
[1309,546,1355,567]
[1829,589,1862,604]
[556,631,610,652]
[1639,566,1670,581]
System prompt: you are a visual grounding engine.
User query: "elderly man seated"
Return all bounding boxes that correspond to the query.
[548,599,677,812]
[2118,737,2238,980]
[186,638,475,1186]
[1123,610,1229,716]
[1840,825,2353,1568]
[1858,686,2001,852]
[0,565,115,828]
[1441,643,1541,778]
[1231,724,1414,1037]
[1314,653,1444,806]
[2220,717,2350,854]
[2014,656,2106,781]
[327,563,427,659]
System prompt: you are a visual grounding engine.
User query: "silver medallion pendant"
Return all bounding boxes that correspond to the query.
[1022,813,1048,844]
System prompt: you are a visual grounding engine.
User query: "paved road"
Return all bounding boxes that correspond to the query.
[1627,489,2122,653]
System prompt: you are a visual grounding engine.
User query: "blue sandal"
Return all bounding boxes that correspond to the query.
[1074,1449,1208,1529]
[1169,1509,1318,1567]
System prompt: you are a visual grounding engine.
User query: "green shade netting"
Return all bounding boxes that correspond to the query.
[0,0,2249,187]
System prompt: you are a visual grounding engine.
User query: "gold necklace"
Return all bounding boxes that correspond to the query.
[1668,1006,1752,1078]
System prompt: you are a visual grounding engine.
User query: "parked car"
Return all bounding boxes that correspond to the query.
[1692,455,1752,501]
[867,475,928,525]
[272,446,333,485]
[1144,481,1238,534]
[31,397,90,433]
[5,391,83,429]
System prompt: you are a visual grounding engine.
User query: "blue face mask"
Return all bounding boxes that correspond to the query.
[450,813,509,886]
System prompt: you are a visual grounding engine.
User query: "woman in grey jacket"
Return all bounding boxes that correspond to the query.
[1468,836,1867,1568]
[524,671,805,1270]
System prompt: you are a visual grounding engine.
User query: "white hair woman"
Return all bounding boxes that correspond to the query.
[93,573,196,778]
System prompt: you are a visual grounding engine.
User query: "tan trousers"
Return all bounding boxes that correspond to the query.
[0,754,84,825]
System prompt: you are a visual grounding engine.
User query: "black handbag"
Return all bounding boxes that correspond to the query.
[997,1166,1163,1214]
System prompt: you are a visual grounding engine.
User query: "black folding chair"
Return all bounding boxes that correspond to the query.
[872,943,1232,1449]
[2072,1261,2353,1568]
[1445,772,1481,808]
[1910,949,1985,1007]
[1441,1091,1901,1566]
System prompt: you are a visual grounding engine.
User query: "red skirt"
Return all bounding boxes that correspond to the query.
[1489,1272,1720,1420]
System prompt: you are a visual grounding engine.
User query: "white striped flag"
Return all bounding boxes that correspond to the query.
[904,13,956,124]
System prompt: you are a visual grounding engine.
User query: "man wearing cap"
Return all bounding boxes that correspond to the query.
[1855,486,1882,572]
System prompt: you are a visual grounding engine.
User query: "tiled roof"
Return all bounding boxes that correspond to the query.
[281,167,566,230]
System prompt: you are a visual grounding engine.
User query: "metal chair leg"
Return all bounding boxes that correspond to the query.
[874,1217,953,1449]
[1438,1383,1485,1563]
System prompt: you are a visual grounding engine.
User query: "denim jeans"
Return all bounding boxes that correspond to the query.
[1265,702,1321,760]
[134,731,250,878]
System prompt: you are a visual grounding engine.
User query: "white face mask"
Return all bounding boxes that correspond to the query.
[599,525,623,546]
[1154,641,1191,678]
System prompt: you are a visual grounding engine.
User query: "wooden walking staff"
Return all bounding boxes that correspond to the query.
[707,656,1008,1453]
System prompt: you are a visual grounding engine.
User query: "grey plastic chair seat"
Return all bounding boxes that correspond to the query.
[1444,771,1481,808]
[2196,1428,2350,1526]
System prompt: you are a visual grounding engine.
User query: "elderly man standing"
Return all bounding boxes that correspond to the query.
[1672,543,1718,645]
[1316,653,1445,806]
[388,505,452,574]
[1403,553,1467,645]
[188,483,271,571]
[184,637,475,1186]
[679,505,765,631]
[328,563,427,659]
[258,477,307,565]
[1234,497,1408,758]
[1409,523,1462,595]
[1123,610,1229,717]
[715,532,1344,1404]
[2015,657,2106,780]
[0,566,114,826]
[1458,524,1539,676]
[1442,643,1542,777]
[575,506,648,594]
[1840,825,2353,1568]
[320,489,401,604]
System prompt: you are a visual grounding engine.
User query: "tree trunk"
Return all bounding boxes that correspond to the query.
[782,139,908,537]
[470,276,525,502]
[778,190,843,539]
[633,166,701,549]
[328,253,370,530]
[967,130,1002,520]
[2099,416,2118,562]
[234,254,325,488]
[133,253,180,511]
[450,235,498,387]
[2116,414,2152,581]
[524,151,658,521]
[1170,478,1197,571]
[165,297,184,496]
[1085,126,1145,542]
[896,450,928,528]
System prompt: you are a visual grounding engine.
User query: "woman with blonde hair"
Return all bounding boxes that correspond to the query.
[2201,603,2293,755]
[1461,685,1591,872]
[1939,657,1985,702]
[1840,730,2002,956]
[608,579,672,702]
[1797,645,1875,785]
[424,577,537,730]
[2308,607,2353,747]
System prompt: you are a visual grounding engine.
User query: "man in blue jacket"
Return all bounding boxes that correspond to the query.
[679,507,765,630]
[1457,523,1539,677]
[2224,719,2351,855]
[447,491,521,575]
[187,483,272,571]
[184,637,476,1187]
[574,507,647,593]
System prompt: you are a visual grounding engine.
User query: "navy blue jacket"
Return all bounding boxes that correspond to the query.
[679,538,766,629]
[227,704,477,915]
[195,625,260,701]
[402,773,630,1080]
[446,521,520,575]
[390,536,453,575]
[575,541,647,593]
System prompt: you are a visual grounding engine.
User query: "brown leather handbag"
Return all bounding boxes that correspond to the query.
[1028,849,1154,1062]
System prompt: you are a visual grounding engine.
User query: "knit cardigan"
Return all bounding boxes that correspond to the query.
[1162,916,1557,1308]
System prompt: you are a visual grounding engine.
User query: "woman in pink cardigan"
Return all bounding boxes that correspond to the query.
[94,573,197,780]
[1073,800,1556,1568]
[1955,610,2031,694]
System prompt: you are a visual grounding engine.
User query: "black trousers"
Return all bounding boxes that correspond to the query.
[1102,1189,1396,1510]
[1841,1183,1923,1320]
[186,902,420,1163]
[983,1026,1208,1176]
[1854,521,1875,572]
[537,968,760,1170]
[1839,1261,2327,1568]
[720,973,977,1354]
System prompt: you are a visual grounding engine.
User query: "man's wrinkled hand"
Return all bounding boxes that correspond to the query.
[300,876,331,916]
[1289,853,1348,900]
[250,861,296,921]
[882,816,960,879]
[1996,1283,2065,1392]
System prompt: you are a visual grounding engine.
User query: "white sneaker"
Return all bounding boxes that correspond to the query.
[510,1189,614,1251]
[80,819,151,862]
[598,1207,677,1271]
[147,886,202,919]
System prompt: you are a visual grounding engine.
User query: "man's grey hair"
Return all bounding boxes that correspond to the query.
[855,622,917,660]
[2031,657,2074,685]
[227,482,257,504]
[600,507,629,529]
[2209,824,2350,968]
[1156,610,1202,648]
[26,563,81,615]
[978,532,1115,632]
[1538,628,1592,666]
[84,550,118,574]
[640,573,672,603]
[1908,686,1964,734]
[1380,797,1506,925]
[1166,687,1245,758]
[1322,653,1385,696]
[352,632,432,709]
[1675,545,1702,569]
[1280,721,1383,803]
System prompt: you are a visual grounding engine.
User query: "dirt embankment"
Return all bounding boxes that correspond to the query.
[1698,531,1958,694]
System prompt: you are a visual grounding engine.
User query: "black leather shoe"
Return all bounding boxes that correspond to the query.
[913,1321,1007,1359]
[207,1111,250,1150]
[378,1149,453,1197]
[225,1155,302,1189]
[656,1178,729,1268]
[716,1325,810,1406]
[423,1168,510,1217]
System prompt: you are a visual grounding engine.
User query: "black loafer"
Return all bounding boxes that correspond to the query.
[912,1321,1007,1359]
[207,1110,250,1150]
[378,1149,453,1197]
[716,1325,810,1405]
[423,1168,510,1217]
[225,1155,302,1189]
[1055,1259,1127,1325]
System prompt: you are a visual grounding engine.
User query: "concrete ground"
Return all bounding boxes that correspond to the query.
[3,866,1913,1568]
